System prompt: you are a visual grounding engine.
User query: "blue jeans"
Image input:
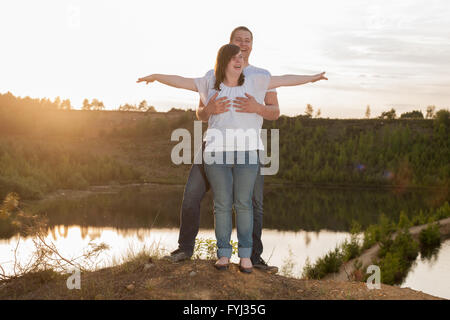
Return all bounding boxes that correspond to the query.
[251,172,264,262]
[177,160,264,263]
[204,151,259,259]
[177,162,210,255]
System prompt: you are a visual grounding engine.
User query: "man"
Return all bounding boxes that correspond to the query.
[165,26,279,273]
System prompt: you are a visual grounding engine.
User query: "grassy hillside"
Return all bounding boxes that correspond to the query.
[0,255,443,300]
[1,92,449,201]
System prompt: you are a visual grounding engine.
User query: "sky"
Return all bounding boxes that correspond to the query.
[1,0,449,118]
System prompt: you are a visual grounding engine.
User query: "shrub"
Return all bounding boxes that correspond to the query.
[397,210,411,229]
[391,230,419,262]
[342,236,361,262]
[433,109,450,128]
[432,201,450,220]
[378,252,403,285]
[377,230,419,284]
[411,209,428,226]
[400,110,424,119]
[192,238,238,260]
[419,223,441,249]
[302,246,344,280]
[280,248,297,278]
[362,224,380,250]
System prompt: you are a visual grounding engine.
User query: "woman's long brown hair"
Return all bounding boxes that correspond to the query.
[214,44,245,91]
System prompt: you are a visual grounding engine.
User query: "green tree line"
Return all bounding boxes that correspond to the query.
[0,138,142,200]
[264,113,449,187]
[1,91,449,195]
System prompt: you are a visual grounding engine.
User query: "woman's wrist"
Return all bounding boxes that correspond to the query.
[203,102,213,117]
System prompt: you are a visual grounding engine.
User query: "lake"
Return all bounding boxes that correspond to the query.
[1,183,449,299]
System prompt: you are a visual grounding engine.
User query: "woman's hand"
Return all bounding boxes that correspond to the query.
[233,93,262,114]
[136,75,155,84]
[311,72,328,83]
[206,92,231,115]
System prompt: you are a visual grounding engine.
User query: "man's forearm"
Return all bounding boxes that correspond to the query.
[196,105,210,122]
[260,91,280,120]
[257,103,280,120]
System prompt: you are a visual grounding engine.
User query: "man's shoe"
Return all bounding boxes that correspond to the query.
[252,258,278,274]
[163,248,191,262]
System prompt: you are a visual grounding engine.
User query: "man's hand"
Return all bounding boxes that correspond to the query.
[136,75,155,84]
[233,93,262,114]
[311,72,328,83]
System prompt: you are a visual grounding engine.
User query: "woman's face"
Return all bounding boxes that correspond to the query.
[225,51,244,78]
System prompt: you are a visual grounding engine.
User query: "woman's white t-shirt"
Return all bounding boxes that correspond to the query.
[194,66,272,152]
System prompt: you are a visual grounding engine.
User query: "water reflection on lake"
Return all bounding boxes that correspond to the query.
[1,225,449,299]
[1,183,449,299]
[0,225,351,278]
[401,239,450,299]
[19,183,448,232]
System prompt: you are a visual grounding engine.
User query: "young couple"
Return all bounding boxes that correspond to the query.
[137,26,327,273]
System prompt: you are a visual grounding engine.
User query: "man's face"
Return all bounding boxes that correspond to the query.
[230,30,252,61]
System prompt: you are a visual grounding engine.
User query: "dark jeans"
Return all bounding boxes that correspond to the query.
[177,162,264,263]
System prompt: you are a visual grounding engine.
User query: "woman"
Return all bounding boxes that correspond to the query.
[137,44,327,272]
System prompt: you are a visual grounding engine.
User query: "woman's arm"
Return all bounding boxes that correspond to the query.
[137,74,197,92]
[268,72,328,89]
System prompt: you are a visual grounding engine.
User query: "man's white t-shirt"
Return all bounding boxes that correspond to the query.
[194,65,274,152]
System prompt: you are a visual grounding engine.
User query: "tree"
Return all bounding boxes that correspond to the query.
[53,96,61,109]
[365,105,371,119]
[305,104,313,118]
[146,105,156,112]
[91,99,99,110]
[91,99,105,110]
[138,100,148,112]
[168,107,185,113]
[60,99,72,110]
[433,109,450,128]
[82,98,91,110]
[315,108,321,118]
[426,105,436,119]
[400,110,424,119]
[118,103,137,111]
[379,108,396,120]
[39,97,53,109]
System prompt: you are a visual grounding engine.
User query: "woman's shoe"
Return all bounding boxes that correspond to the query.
[239,258,253,274]
[214,257,230,271]
[239,265,253,273]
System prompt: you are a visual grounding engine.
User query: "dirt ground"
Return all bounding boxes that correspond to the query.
[0,258,444,300]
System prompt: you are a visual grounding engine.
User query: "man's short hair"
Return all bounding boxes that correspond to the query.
[229,26,253,42]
